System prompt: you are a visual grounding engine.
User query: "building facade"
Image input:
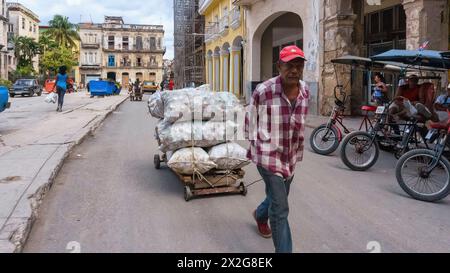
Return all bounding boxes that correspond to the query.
[199,0,245,98]
[174,0,205,89]
[320,0,449,115]
[226,0,449,115]
[79,16,165,89]
[7,2,39,72]
[234,0,321,112]
[163,58,174,80]
[0,0,9,79]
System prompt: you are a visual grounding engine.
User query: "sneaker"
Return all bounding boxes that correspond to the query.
[253,210,271,238]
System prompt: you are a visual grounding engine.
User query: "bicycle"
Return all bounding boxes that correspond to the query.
[395,111,450,202]
[340,101,431,171]
[309,85,375,155]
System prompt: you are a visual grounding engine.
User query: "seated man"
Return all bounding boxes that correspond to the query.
[392,74,432,121]
[434,84,450,124]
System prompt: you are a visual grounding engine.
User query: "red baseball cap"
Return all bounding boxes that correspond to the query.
[279,45,306,62]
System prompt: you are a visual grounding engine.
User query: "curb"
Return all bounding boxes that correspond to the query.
[0,95,129,253]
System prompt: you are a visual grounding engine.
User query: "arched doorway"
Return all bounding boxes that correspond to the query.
[260,12,303,80]
[136,72,143,82]
[232,36,244,98]
[107,72,116,81]
[122,73,129,88]
[221,42,230,91]
[252,12,303,82]
[149,72,156,82]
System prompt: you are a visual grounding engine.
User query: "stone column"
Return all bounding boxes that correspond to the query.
[402,0,448,50]
[213,52,220,91]
[205,54,213,87]
[221,49,230,92]
[321,0,357,115]
[230,46,242,97]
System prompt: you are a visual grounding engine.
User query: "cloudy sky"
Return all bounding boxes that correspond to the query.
[16,0,175,59]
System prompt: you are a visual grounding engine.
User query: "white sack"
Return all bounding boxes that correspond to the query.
[168,147,217,175]
[208,143,250,170]
[157,120,239,153]
[148,89,243,124]
[148,91,164,119]
[45,92,57,104]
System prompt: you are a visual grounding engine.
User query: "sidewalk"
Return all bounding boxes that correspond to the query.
[0,91,129,252]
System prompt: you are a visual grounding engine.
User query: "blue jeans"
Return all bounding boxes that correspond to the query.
[57,86,66,108]
[255,166,293,253]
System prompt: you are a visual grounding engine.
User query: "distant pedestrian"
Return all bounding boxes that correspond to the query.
[372,72,388,105]
[52,66,70,112]
[160,79,165,91]
[168,79,174,90]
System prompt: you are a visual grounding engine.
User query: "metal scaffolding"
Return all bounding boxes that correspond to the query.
[174,0,205,89]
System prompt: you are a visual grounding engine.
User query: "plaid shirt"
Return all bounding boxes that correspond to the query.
[245,76,309,178]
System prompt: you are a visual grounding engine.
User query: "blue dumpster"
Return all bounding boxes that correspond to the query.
[0,86,10,113]
[112,84,120,95]
[89,80,114,96]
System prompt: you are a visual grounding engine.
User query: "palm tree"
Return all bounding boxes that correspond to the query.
[38,32,57,53]
[13,36,40,68]
[47,15,80,50]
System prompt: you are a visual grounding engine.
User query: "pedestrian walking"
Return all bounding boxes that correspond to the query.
[52,66,70,112]
[168,79,174,90]
[245,45,309,253]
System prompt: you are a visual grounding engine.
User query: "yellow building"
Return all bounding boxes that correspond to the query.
[199,0,245,98]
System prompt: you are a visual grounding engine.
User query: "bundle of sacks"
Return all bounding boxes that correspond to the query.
[148,86,249,175]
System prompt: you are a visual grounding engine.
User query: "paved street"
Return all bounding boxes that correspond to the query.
[0,91,128,252]
[22,94,450,253]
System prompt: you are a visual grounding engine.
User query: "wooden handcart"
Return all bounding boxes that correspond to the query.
[153,128,247,201]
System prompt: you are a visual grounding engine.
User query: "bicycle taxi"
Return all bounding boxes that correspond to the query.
[339,49,450,171]
[394,51,450,202]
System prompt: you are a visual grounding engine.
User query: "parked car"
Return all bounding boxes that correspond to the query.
[142,81,158,93]
[10,79,42,97]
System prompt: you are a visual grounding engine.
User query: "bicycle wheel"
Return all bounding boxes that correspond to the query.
[340,131,379,171]
[396,149,450,202]
[309,124,340,155]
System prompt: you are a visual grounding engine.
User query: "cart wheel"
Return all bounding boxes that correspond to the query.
[154,154,161,169]
[239,182,247,196]
[184,186,193,202]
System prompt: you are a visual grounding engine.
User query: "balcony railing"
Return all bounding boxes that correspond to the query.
[232,0,260,6]
[102,23,164,31]
[205,24,219,43]
[230,7,241,30]
[118,62,160,68]
[81,42,100,49]
[219,15,229,36]
[104,45,166,53]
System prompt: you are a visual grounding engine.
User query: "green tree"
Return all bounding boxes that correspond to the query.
[12,36,40,71]
[40,46,78,74]
[38,32,58,54]
[47,15,80,50]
